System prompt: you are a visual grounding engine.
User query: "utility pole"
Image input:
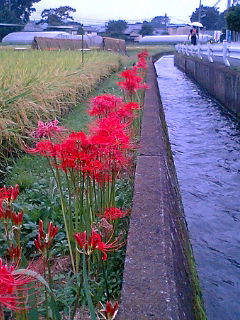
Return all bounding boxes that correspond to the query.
[198,0,202,22]
[226,0,232,41]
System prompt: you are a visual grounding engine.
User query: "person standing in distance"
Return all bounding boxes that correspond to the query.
[188,27,199,45]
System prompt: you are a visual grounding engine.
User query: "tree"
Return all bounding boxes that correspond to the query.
[139,21,154,36]
[225,5,240,31]
[39,6,76,25]
[191,6,226,30]
[0,0,40,39]
[151,15,170,28]
[105,20,128,38]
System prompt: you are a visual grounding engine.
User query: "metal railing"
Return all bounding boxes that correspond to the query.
[175,40,240,67]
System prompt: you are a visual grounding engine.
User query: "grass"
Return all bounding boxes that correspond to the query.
[0,49,126,169]
[126,44,174,56]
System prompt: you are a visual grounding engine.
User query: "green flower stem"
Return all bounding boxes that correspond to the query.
[101,259,110,301]
[48,158,76,274]
[71,271,83,320]
[82,254,96,320]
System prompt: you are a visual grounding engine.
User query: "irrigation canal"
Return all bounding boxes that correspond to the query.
[155,56,240,320]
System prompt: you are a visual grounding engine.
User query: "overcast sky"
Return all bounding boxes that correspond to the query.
[30,0,227,24]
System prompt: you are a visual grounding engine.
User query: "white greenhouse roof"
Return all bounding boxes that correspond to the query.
[2,31,71,44]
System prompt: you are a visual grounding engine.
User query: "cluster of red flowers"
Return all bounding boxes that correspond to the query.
[75,229,124,261]
[89,94,140,123]
[117,50,149,96]
[100,207,128,221]
[0,185,23,224]
[29,115,133,184]
[117,68,149,95]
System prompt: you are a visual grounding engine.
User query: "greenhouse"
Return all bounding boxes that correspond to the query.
[1,31,71,44]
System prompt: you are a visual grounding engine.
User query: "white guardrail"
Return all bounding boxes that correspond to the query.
[175,40,240,67]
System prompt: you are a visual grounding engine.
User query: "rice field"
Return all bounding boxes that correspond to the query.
[0,49,126,163]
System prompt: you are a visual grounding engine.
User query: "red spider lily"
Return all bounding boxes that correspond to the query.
[11,211,23,226]
[34,220,59,253]
[28,140,56,157]
[31,119,65,139]
[100,207,128,221]
[90,115,130,150]
[116,102,140,122]
[97,234,125,260]
[137,50,149,59]
[8,245,22,265]
[75,230,102,254]
[0,206,13,220]
[0,185,19,204]
[117,68,149,95]
[75,229,125,260]
[135,57,147,69]
[89,94,123,118]
[54,131,95,172]
[89,116,132,180]
[0,258,38,311]
[103,301,119,319]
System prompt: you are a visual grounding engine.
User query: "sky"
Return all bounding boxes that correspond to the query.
[30,0,228,24]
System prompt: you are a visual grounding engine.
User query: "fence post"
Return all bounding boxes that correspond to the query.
[190,45,194,56]
[197,43,202,59]
[223,40,230,67]
[207,43,213,62]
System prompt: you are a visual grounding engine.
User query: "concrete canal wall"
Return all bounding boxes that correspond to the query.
[118,56,204,320]
[174,53,240,118]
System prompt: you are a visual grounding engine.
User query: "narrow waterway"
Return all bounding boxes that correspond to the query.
[155,56,240,320]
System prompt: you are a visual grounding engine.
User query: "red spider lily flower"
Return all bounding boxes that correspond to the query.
[31,119,65,139]
[34,220,59,253]
[11,211,23,226]
[135,57,147,69]
[101,207,128,221]
[54,131,97,173]
[27,140,56,157]
[97,234,125,260]
[75,229,125,260]
[0,185,19,204]
[116,102,140,122]
[89,116,132,180]
[137,50,149,59]
[0,206,13,220]
[8,245,22,265]
[75,230,102,254]
[0,258,42,311]
[89,94,123,118]
[104,301,119,319]
[117,68,149,95]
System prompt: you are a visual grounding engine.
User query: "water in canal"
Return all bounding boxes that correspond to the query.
[155,56,240,320]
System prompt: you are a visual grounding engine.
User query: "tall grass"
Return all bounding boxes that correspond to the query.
[0,50,125,165]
